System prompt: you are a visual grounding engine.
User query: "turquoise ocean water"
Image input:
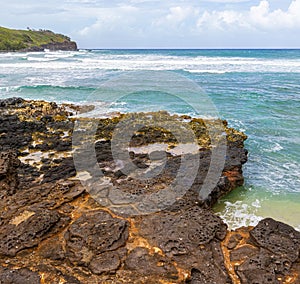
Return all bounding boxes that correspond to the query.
[0,49,299,230]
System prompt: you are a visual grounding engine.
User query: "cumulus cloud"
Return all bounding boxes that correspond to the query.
[1,0,300,47]
[197,0,300,31]
[65,0,97,3]
[78,5,141,36]
[204,0,251,2]
[153,6,198,29]
[248,0,300,29]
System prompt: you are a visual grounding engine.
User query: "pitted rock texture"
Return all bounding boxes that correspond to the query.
[222,221,300,284]
[250,218,300,262]
[0,98,248,206]
[0,151,20,196]
[0,266,41,284]
[65,210,129,267]
[135,206,230,284]
[125,247,178,278]
[89,251,122,275]
[0,98,299,283]
[0,208,64,257]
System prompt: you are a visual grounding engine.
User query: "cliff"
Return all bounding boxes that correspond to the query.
[0,26,77,52]
[0,98,299,283]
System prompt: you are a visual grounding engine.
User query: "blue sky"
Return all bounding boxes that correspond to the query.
[1,0,300,48]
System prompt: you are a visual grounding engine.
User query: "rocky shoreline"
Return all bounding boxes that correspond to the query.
[0,98,299,283]
[0,26,77,52]
[20,40,77,52]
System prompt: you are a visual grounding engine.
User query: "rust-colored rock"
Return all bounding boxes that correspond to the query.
[134,206,230,283]
[222,222,300,284]
[0,98,299,283]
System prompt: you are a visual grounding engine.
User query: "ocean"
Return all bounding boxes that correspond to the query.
[0,49,299,230]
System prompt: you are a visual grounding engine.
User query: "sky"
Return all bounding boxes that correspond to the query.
[1,0,300,48]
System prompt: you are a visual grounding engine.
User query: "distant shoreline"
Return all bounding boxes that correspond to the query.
[0,26,77,52]
[79,48,300,50]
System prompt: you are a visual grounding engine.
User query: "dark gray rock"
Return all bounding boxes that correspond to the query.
[250,218,300,262]
[89,251,121,274]
[0,151,20,196]
[0,208,69,256]
[0,267,40,284]
[125,247,177,279]
[0,97,24,107]
[136,206,231,284]
[65,210,129,267]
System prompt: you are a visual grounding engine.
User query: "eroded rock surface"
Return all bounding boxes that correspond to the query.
[0,208,66,257]
[65,210,129,267]
[0,266,41,284]
[0,151,20,196]
[0,98,299,283]
[222,221,300,284]
[134,206,230,283]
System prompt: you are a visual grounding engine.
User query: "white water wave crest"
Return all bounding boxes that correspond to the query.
[1,51,300,73]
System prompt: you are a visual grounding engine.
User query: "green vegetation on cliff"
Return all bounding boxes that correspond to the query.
[0,26,77,51]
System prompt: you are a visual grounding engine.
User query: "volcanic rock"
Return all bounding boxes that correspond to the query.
[0,98,299,283]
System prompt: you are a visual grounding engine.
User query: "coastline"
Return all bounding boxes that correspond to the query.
[1,48,299,232]
[0,26,77,52]
[0,98,299,283]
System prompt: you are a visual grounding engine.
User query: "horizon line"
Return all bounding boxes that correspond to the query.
[78,47,300,50]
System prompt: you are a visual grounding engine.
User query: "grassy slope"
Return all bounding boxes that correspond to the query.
[0,26,71,51]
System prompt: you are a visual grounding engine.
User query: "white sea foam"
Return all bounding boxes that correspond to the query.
[27,57,58,62]
[1,51,300,73]
[44,51,83,59]
[217,195,300,231]
[1,50,299,230]
[246,156,300,194]
[216,200,264,230]
[0,86,22,92]
[265,142,283,152]
[184,69,226,74]
[74,101,123,118]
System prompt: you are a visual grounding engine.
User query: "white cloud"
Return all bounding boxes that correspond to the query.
[166,6,193,22]
[252,0,300,29]
[197,0,300,31]
[74,0,300,47]
[1,0,300,47]
[78,6,139,36]
[197,10,246,30]
[65,0,97,3]
[153,6,198,29]
[204,0,251,2]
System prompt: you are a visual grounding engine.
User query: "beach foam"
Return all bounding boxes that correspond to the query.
[1,49,300,230]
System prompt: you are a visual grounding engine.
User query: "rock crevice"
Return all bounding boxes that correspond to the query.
[0,98,299,283]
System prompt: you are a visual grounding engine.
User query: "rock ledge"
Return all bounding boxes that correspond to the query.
[0,98,299,283]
